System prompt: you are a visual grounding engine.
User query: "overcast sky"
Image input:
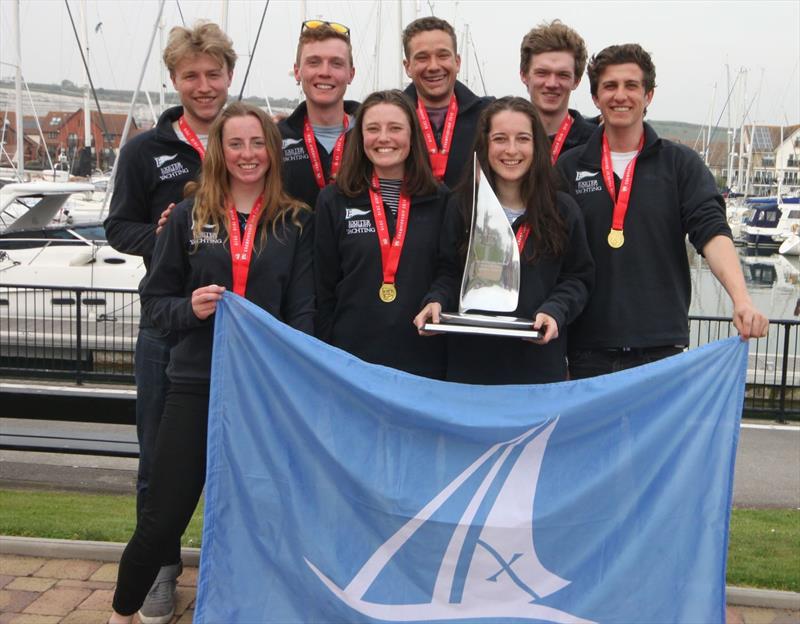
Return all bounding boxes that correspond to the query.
[1,0,798,127]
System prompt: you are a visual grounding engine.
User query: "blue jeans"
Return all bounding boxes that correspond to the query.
[133,326,180,565]
[568,346,684,380]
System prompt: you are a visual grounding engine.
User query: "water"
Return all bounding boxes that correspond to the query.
[688,244,800,321]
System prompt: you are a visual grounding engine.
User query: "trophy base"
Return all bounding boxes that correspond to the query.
[423,313,540,339]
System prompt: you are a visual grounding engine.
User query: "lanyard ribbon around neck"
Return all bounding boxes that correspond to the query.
[227,196,265,296]
[369,173,411,303]
[601,132,645,249]
[416,95,458,182]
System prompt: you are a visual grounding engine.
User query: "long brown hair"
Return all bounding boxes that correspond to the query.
[336,90,438,198]
[189,102,306,245]
[456,96,566,262]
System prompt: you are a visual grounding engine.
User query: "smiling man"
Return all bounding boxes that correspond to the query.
[402,16,493,188]
[279,20,358,209]
[557,44,768,379]
[520,20,596,163]
[104,21,235,624]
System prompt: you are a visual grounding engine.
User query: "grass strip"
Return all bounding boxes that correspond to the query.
[727,508,799,592]
[0,490,796,592]
[0,488,203,547]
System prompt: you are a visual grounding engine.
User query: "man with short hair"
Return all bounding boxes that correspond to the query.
[402,16,492,188]
[557,43,767,379]
[104,21,235,624]
[520,19,596,163]
[279,20,358,209]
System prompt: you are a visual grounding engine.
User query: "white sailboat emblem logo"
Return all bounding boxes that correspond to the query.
[305,418,594,623]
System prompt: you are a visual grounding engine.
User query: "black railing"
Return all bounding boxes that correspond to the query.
[0,284,139,384]
[1,285,798,420]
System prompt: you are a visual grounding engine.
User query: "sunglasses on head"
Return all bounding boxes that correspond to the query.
[301,19,350,39]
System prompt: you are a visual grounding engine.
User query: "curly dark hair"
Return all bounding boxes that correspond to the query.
[587,43,656,96]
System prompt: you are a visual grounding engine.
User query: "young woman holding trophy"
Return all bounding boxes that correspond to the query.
[415,97,594,384]
[314,90,450,379]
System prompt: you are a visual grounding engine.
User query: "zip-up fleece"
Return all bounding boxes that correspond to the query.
[141,199,314,384]
[104,106,201,269]
[557,122,731,351]
[424,192,595,384]
[403,81,493,189]
[314,183,449,379]
[278,100,360,210]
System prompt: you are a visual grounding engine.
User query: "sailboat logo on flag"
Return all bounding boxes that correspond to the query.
[304,418,594,624]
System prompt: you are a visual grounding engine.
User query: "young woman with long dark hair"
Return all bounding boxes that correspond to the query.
[415,96,594,383]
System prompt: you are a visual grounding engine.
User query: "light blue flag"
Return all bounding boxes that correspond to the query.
[195,293,747,624]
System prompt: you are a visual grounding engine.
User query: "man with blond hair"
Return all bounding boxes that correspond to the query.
[520,20,596,162]
[402,16,492,188]
[104,21,235,624]
[279,20,358,208]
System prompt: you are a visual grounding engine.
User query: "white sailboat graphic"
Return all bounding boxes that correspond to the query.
[304,418,594,623]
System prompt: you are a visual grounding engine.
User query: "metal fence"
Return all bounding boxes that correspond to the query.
[0,284,139,384]
[1,284,798,420]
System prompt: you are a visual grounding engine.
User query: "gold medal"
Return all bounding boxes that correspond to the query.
[607,228,624,249]
[379,283,397,303]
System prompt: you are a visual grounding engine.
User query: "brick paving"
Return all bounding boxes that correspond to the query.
[0,553,798,623]
[0,556,195,623]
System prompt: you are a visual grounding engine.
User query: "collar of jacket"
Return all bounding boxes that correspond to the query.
[285,99,361,131]
[154,105,188,143]
[403,80,484,115]
[336,183,447,208]
[577,121,661,169]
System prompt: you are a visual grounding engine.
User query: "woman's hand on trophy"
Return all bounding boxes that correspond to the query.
[529,312,558,345]
[414,302,442,336]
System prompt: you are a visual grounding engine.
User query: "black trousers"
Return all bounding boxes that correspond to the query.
[113,383,209,616]
[568,346,684,380]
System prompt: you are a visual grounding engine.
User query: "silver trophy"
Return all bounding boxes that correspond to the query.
[423,156,540,339]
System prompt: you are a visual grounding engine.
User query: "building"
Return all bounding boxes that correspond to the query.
[56,109,137,173]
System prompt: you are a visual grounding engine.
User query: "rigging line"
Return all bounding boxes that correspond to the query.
[238,0,270,101]
[63,0,110,138]
[468,30,487,97]
[705,70,742,154]
[22,77,57,173]
[175,0,186,27]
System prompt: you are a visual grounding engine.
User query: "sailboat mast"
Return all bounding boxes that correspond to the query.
[159,19,166,113]
[398,0,404,89]
[14,0,24,179]
[80,0,92,155]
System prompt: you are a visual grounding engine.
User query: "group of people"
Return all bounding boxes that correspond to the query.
[104,15,769,624]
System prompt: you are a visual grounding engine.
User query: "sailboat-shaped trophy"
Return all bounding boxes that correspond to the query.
[424,155,540,339]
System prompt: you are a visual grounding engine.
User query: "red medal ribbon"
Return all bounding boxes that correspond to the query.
[549,113,574,164]
[369,173,411,287]
[516,223,531,253]
[227,196,265,296]
[303,115,350,189]
[416,95,458,181]
[601,132,645,232]
[178,116,206,160]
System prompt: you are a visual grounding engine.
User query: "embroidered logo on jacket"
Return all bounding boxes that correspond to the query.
[281,138,303,149]
[575,170,602,195]
[575,170,600,182]
[345,208,371,220]
[154,154,178,167]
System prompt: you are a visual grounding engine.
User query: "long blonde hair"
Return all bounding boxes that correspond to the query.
[189,102,306,245]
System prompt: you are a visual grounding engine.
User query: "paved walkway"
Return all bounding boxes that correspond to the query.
[2,551,800,624]
[0,554,195,623]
